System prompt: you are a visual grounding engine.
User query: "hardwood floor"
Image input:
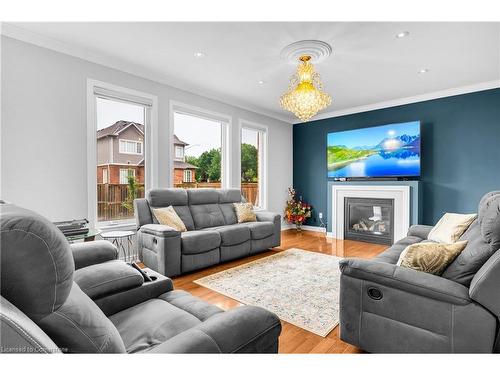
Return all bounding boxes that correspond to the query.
[171,229,388,354]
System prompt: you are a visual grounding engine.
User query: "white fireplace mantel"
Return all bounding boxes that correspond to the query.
[330,185,410,242]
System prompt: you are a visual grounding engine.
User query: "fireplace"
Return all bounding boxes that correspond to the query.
[344,197,394,245]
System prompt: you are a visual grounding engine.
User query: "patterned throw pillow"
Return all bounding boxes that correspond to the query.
[397,241,468,275]
[427,213,477,243]
[233,203,257,223]
[152,206,187,232]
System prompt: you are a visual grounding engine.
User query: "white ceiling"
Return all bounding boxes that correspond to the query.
[5,22,500,122]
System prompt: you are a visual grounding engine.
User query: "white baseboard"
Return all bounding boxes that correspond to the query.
[326,232,335,238]
[282,223,327,233]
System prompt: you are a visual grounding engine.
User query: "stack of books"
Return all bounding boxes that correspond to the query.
[53,219,89,237]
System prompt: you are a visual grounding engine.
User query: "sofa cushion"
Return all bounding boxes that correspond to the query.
[147,188,188,207]
[219,203,238,225]
[218,189,243,204]
[152,206,187,232]
[428,213,477,243]
[172,206,195,231]
[202,225,251,246]
[374,236,423,264]
[188,189,219,205]
[241,222,275,240]
[397,240,468,275]
[442,220,497,286]
[234,203,257,223]
[181,230,221,255]
[189,204,226,229]
[159,290,223,322]
[109,299,201,353]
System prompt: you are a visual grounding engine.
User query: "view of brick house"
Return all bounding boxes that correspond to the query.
[173,134,198,184]
[97,121,197,184]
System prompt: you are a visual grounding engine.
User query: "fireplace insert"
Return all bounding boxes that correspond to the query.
[344,197,394,245]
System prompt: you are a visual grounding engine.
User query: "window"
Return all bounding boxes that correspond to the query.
[119,139,143,155]
[240,124,267,209]
[183,169,193,182]
[175,146,184,159]
[171,107,230,189]
[89,80,157,229]
[119,168,135,184]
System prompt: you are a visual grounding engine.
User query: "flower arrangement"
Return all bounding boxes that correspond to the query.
[284,187,312,231]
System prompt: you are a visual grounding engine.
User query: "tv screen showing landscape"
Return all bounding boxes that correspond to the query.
[327,121,421,179]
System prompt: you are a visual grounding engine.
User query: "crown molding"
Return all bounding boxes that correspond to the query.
[3,23,497,126]
[1,23,293,124]
[297,80,500,124]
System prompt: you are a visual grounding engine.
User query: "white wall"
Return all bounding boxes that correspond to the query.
[1,36,292,221]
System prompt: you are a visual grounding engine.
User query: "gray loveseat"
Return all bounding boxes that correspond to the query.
[134,188,281,277]
[339,191,500,353]
[0,203,282,353]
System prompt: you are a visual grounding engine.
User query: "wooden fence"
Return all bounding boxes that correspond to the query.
[98,182,259,221]
[97,183,144,221]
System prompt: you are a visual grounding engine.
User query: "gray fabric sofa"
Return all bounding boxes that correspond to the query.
[339,191,500,353]
[134,188,281,277]
[0,203,282,353]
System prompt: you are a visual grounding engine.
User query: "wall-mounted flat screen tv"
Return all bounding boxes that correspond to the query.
[327,121,421,179]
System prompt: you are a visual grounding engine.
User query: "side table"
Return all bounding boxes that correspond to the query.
[100,231,136,262]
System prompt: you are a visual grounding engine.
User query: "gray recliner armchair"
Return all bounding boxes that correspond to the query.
[0,203,282,353]
[339,191,500,353]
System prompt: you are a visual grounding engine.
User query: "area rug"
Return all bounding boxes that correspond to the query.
[194,248,342,337]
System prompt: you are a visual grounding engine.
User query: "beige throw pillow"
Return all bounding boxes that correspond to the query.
[233,203,257,223]
[152,206,187,232]
[397,241,468,275]
[427,213,477,243]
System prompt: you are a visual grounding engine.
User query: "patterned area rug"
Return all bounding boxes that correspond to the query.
[194,248,342,337]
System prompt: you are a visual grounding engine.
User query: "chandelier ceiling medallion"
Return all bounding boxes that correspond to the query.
[279,40,333,122]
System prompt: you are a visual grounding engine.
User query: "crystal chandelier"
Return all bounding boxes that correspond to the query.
[280,55,332,122]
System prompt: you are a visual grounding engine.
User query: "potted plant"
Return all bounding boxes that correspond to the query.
[284,187,312,231]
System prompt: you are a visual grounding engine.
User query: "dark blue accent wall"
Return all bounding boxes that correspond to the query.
[293,88,500,226]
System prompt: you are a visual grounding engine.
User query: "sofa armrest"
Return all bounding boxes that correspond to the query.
[148,306,281,353]
[255,211,280,224]
[407,224,433,239]
[340,258,471,305]
[71,240,118,270]
[137,225,182,277]
[139,224,180,237]
[470,250,500,316]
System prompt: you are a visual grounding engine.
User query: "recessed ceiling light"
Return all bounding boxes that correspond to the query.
[396,31,410,38]
[258,80,266,85]
[194,52,205,59]
[418,68,429,74]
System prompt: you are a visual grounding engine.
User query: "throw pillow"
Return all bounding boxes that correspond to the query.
[233,203,257,223]
[152,206,187,232]
[397,241,468,275]
[427,213,477,243]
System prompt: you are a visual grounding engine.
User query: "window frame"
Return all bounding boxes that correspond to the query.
[119,139,143,155]
[183,169,193,183]
[169,101,232,189]
[238,120,268,210]
[87,79,158,230]
[119,168,136,184]
[174,145,184,159]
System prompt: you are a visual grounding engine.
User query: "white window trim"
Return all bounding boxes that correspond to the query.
[183,169,193,183]
[169,100,232,188]
[174,145,184,159]
[87,79,158,230]
[119,168,136,184]
[119,139,143,155]
[238,119,268,210]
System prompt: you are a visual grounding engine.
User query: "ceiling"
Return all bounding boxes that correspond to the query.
[5,22,500,123]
